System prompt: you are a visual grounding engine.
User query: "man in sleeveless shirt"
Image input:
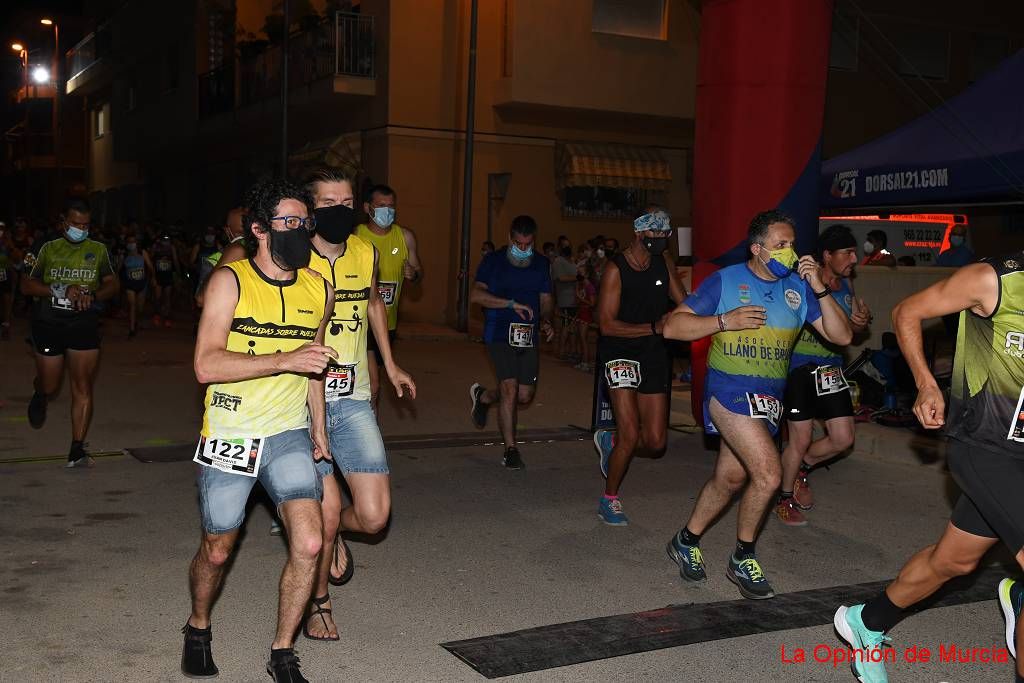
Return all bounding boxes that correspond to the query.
[355,184,422,417]
[181,179,337,682]
[468,215,554,469]
[835,254,1024,683]
[302,169,416,641]
[592,207,686,526]
[775,224,872,526]
[663,210,852,600]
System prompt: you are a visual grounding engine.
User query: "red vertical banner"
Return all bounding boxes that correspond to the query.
[689,0,834,426]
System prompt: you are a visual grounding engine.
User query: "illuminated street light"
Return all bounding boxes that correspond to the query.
[32,66,49,83]
[40,18,53,25]
[11,42,24,52]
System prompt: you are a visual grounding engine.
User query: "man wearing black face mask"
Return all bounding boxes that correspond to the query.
[182,178,336,682]
[300,169,415,642]
[592,207,686,525]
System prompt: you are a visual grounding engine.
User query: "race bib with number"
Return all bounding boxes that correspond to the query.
[128,267,145,281]
[193,436,265,477]
[1007,386,1024,442]
[605,359,642,390]
[325,363,357,402]
[50,296,74,311]
[0,269,6,283]
[508,322,534,348]
[156,259,173,272]
[378,281,398,306]
[746,393,782,428]
[814,365,850,396]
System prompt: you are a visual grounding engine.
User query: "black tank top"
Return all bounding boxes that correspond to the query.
[612,251,671,326]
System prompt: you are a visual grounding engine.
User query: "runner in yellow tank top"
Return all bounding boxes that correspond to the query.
[182,179,337,681]
[356,184,422,415]
[300,170,416,641]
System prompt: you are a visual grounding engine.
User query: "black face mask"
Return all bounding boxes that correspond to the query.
[643,237,668,254]
[314,204,355,245]
[268,227,311,270]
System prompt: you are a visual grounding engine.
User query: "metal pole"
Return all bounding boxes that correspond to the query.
[280,0,290,177]
[54,24,62,203]
[456,0,478,332]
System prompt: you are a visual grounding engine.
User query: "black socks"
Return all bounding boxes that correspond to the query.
[735,539,756,559]
[861,591,904,633]
[678,527,701,546]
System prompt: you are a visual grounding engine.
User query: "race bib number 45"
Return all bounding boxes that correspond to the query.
[193,436,265,477]
[746,393,782,428]
[326,363,356,402]
[378,281,398,306]
[814,365,850,396]
[605,359,641,390]
[508,322,534,348]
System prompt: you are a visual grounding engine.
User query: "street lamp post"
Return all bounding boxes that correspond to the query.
[41,19,61,201]
[11,43,30,217]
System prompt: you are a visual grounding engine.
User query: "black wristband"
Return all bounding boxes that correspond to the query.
[650,321,657,335]
[813,286,832,299]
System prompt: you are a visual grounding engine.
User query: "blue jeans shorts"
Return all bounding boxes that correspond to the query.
[196,427,321,534]
[315,399,389,478]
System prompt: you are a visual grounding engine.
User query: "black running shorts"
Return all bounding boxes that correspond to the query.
[784,363,854,423]
[486,342,539,386]
[949,439,1024,554]
[32,318,101,356]
[597,335,671,395]
[367,329,397,367]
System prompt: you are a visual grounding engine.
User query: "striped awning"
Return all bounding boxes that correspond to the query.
[557,142,672,191]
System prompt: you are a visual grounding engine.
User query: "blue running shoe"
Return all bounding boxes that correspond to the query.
[833,604,891,683]
[998,578,1024,658]
[726,554,775,600]
[665,532,707,582]
[597,496,628,526]
[594,429,615,478]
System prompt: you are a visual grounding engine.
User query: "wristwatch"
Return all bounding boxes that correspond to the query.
[813,285,832,299]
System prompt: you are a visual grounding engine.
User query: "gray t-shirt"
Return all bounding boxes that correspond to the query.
[552,256,578,308]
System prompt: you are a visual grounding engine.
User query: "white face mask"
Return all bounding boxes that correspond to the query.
[596,248,605,258]
[863,241,875,255]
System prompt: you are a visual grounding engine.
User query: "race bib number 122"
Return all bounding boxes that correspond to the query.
[193,436,265,477]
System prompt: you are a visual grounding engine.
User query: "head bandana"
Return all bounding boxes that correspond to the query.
[633,210,672,234]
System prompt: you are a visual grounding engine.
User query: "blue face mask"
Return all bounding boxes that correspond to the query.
[949,235,965,247]
[509,243,533,261]
[372,206,395,229]
[66,225,88,243]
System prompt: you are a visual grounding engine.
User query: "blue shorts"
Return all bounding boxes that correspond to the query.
[704,386,784,437]
[315,399,389,478]
[196,428,321,534]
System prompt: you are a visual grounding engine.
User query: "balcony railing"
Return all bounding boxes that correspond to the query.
[66,23,112,83]
[232,12,374,112]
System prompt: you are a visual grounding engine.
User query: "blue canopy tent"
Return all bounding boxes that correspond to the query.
[820,49,1024,210]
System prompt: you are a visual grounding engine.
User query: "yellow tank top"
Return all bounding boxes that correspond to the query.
[201,259,328,439]
[355,222,408,330]
[308,236,375,402]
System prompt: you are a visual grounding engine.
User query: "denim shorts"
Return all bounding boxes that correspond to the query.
[315,399,389,478]
[196,427,321,534]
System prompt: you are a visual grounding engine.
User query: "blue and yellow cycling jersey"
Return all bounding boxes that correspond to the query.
[686,263,821,433]
[790,278,854,370]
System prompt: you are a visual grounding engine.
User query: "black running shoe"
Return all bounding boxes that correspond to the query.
[27,391,47,429]
[65,442,94,469]
[726,553,775,600]
[267,649,308,683]
[181,623,218,679]
[502,447,524,470]
[469,382,489,428]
